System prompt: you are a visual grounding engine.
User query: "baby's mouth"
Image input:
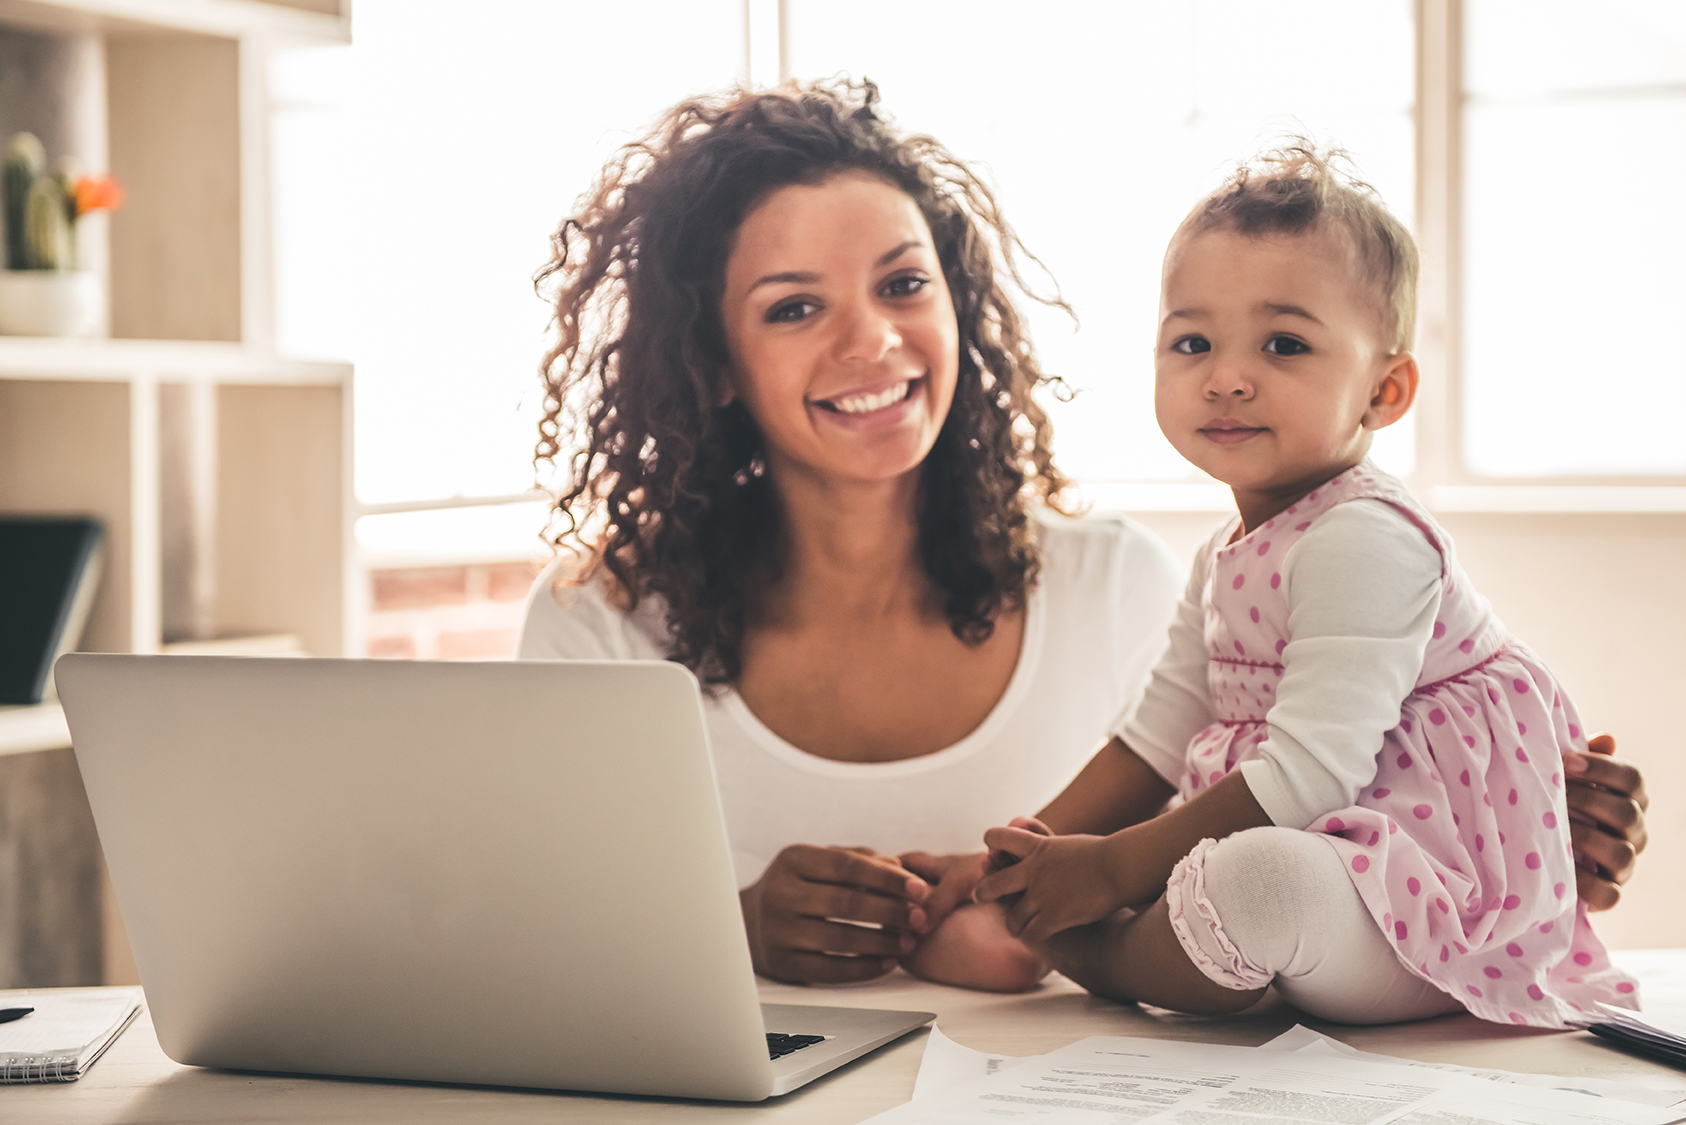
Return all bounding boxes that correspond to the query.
[812,377,919,416]
[1199,420,1266,445]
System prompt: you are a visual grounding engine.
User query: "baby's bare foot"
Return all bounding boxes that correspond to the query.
[903,903,1048,992]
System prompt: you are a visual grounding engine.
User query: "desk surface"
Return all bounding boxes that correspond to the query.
[10,972,1685,1124]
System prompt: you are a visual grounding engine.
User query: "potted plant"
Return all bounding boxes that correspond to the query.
[0,132,123,337]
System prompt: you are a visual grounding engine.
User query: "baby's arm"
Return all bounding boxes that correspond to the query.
[977,768,1271,942]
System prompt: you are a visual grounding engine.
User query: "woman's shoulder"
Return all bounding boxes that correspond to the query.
[1033,508,1184,607]
[516,556,672,662]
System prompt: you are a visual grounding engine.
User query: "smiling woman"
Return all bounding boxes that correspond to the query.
[718,172,959,499]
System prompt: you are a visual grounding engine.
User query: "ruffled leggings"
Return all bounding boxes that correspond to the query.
[1166,826,1462,1024]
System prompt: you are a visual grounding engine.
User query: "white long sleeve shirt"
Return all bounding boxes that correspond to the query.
[1116,501,1444,830]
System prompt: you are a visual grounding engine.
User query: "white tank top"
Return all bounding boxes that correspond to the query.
[517,514,1183,886]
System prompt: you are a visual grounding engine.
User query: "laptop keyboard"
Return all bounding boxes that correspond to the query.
[766,1032,826,1060]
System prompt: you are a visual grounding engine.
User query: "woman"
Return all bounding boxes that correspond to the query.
[519,80,1649,990]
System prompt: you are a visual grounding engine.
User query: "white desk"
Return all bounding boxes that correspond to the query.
[10,971,1685,1124]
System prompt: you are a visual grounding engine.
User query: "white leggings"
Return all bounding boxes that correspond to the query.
[1166,826,1462,1024]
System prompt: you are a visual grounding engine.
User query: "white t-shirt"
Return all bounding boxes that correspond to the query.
[518,514,1184,887]
[1115,501,1444,830]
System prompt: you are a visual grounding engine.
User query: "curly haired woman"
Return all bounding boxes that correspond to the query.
[518,80,1650,992]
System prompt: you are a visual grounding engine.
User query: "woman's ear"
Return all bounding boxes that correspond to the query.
[1363,351,1419,430]
[717,369,738,408]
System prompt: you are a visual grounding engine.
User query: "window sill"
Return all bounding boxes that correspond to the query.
[1425,486,1686,513]
[1081,481,1686,515]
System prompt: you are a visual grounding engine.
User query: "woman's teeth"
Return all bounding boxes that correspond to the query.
[826,380,911,415]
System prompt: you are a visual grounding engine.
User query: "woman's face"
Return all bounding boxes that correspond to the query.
[720,171,959,490]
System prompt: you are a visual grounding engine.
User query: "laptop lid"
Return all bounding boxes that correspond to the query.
[59,655,785,1100]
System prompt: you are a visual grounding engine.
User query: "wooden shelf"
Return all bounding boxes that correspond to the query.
[0,0,347,42]
[0,702,71,757]
[0,338,349,384]
[0,0,354,991]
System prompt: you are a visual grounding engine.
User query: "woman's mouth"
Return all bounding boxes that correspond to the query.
[1199,420,1266,446]
[812,377,920,417]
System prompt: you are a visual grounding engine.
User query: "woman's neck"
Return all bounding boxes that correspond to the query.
[760,461,933,627]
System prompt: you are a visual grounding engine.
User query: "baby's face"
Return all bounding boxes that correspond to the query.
[1154,227,1408,511]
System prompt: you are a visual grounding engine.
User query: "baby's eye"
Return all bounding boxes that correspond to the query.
[882,273,929,298]
[766,298,820,324]
[1264,335,1309,356]
[1171,335,1210,355]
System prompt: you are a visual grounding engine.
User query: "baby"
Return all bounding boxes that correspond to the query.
[970,143,1636,1027]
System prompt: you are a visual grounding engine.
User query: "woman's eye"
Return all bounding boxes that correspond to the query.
[1264,335,1309,356]
[883,274,928,298]
[766,299,819,324]
[1171,335,1210,355]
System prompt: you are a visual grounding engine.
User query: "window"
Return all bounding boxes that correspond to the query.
[269,0,1686,565]
[270,0,742,560]
[1461,0,1686,479]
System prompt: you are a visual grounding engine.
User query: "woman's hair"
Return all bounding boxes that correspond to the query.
[535,78,1073,684]
[1179,139,1419,353]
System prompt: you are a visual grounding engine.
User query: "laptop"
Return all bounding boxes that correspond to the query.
[56,654,933,1101]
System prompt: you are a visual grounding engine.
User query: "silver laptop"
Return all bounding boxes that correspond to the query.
[56,654,932,1101]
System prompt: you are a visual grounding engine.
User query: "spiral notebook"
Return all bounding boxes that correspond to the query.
[0,988,143,1083]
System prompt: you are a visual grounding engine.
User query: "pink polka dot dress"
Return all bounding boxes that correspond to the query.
[1180,462,1634,1028]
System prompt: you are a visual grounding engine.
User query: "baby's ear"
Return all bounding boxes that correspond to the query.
[1364,351,1419,430]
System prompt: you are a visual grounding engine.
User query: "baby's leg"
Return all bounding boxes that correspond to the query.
[902,902,1048,993]
[1044,827,1460,1023]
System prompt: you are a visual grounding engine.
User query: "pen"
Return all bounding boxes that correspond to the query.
[0,1007,33,1024]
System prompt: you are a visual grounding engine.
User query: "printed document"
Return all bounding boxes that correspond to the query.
[870,1033,1686,1125]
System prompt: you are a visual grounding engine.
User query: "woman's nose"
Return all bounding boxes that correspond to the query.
[836,302,901,364]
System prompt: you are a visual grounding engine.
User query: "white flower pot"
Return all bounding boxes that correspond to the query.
[0,270,104,337]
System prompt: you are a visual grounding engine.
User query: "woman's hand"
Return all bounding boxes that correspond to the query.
[739,845,930,984]
[974,822,1133,944]
[1567,733,1649,910]
[897,849,989,933]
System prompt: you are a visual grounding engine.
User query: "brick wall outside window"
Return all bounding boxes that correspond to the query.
[366,561,546,660]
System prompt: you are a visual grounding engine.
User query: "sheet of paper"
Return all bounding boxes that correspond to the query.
[871,1034,1450,1123]
[1396,1082,1684,1125]
[870,1034,1686,1125]
[1613,951,1686,1035]
[1261,1025,1686,1107]
[911,1026,1038,1102]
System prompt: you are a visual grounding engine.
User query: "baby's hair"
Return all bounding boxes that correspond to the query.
[1181,140,1418,353]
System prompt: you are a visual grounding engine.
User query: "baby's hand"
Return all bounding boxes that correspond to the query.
[974,824,1129,944]
[985,815,1052,874]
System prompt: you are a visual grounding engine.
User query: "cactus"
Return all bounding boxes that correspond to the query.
[23,176,72,270]
[2,133,120,271]
[3,132,44,271]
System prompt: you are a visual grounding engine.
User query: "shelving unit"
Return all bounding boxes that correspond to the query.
[0,0,351,987]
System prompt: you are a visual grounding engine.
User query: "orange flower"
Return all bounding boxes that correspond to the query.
[71,173,124,217]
